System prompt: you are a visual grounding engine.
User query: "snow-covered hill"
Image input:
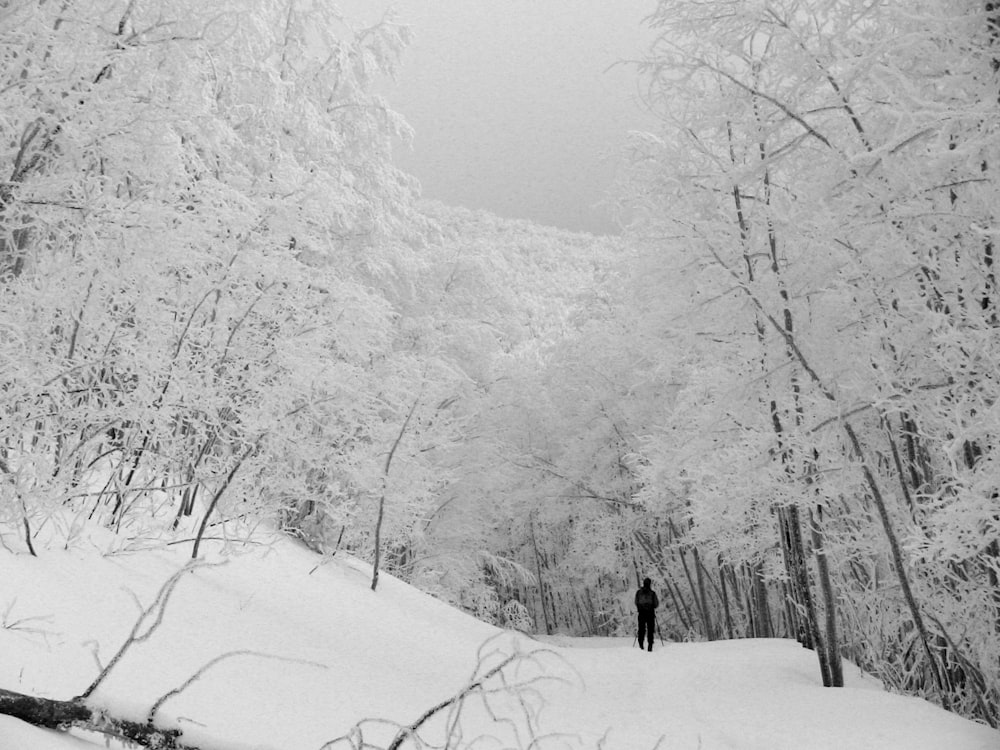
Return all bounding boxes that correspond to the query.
[1,535,996,750]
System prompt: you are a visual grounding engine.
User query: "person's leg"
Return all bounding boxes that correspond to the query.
[637,616,646,647]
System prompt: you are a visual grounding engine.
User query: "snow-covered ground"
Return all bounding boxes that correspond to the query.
[1,533,996,750]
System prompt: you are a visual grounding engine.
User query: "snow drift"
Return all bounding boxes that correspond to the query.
[0,534,996,749]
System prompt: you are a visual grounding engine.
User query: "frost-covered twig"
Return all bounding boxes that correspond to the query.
[321,635,575,750]
[148,649,327,723]
[80,559,220,699]
[371,390,422,592]
[386,653,517,750]
[1,598,52,635]
[191,442,259,559]
[328,719,404,750]
[925,613,997,728]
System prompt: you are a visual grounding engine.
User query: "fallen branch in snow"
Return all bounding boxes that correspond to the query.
[0,686,197,749]
[0,688,91,729]
[0,557,334,749]
[321,636,575,750]
[386,653,518,750]
[82,558,220,699]
[149,649,327,724]
[0,561,221,748]
[1,597,53,637]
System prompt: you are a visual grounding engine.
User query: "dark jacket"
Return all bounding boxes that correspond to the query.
[635,585,659,613]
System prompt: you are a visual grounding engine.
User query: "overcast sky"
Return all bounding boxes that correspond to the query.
[337,1,659,235]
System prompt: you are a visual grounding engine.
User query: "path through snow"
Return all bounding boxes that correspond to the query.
[0,537,995,750]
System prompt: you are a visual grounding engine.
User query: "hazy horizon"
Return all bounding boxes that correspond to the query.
[337,1,659,235]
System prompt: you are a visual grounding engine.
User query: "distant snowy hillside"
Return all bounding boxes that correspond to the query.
[1,537,996,750]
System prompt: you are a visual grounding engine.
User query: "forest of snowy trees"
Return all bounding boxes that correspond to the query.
[1,0,998,731]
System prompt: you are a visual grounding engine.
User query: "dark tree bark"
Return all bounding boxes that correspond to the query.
[529,514,553,634]
[692,546,714,640]
[718,555,735,640]
[790,504,831,685]
[777,507,806,645]
[0,688,195,749]
[750,562,773,638]
[842,423,951,710]
[371,394,420,591]
[810,506,844,687]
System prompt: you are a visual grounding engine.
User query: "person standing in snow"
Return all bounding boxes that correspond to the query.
[635,577,659,651]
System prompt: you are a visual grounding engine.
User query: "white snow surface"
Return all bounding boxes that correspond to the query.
[1,534,996,750]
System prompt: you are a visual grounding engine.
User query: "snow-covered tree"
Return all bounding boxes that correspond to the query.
[616,0,1000,721]
[0,0,433,563]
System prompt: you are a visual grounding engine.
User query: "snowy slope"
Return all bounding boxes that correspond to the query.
[1,535,996,750]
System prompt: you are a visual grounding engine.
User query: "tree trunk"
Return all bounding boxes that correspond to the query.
[777,507,806,645]
[810,506,844,687]
[0,688,194,749]
[529,515,552,635]
[843,422,951,709]
[371,394,420,591]
[779,580,798,641]
[718,555,735,639]
[789,504,832,686]
[692,546,714,640]
[751,562,773,638]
